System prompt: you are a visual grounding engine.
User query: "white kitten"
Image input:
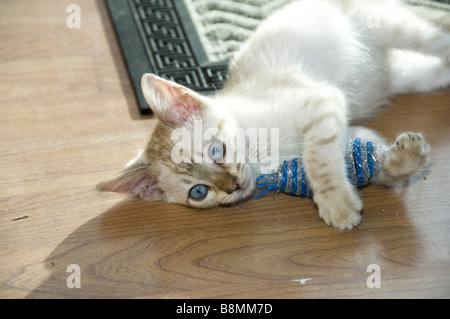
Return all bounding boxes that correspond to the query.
[99,0,448,230]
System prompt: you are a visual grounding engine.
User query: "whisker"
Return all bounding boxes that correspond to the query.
[249,142,307,159]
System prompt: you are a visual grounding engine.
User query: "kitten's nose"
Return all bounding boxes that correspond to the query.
[227,176,241,194]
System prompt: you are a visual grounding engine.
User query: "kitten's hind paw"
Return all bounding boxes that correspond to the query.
[392,132,429,168]
[377,132,430,185]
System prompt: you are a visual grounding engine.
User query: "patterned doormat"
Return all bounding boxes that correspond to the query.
[106,0,449,114]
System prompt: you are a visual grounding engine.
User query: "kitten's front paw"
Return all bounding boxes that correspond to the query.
[315,187,363,230]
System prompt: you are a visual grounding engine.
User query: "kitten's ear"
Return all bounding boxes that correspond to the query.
[97,167,163,201]
[141,74,203,125]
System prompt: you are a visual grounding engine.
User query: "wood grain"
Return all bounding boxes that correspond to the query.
[0,0,449,299]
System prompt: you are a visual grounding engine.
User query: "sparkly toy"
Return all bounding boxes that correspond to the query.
[253,138,381,198]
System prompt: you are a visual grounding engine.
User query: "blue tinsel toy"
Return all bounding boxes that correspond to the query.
[253,138,380,198]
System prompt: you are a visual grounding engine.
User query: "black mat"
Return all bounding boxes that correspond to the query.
[106,0,229,114]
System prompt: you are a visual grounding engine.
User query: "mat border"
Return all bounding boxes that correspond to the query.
[106,0,229,114]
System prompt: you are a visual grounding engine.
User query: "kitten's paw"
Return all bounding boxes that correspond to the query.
[315,187,363,230]
[394,132,429,154]
[386,132,430,178]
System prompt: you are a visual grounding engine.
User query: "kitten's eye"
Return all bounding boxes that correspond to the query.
[209,141,225,162]
[189,185,208,200]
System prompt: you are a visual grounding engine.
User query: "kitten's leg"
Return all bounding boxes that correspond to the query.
[388,49,450,94]
[359,2,450,64]
[302,89,362,230]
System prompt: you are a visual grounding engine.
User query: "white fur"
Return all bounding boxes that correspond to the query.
[205,0,447,229]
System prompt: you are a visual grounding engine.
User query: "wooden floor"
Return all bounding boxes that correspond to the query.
[1,0,450,299]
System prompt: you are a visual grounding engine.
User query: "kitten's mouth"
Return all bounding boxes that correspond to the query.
[227,176,241,194]
[226,166,256,202]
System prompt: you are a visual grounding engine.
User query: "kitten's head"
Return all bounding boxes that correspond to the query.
[97,74,257,208]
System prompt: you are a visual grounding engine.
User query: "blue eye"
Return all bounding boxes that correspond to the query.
[209,141,225,162]
[189,185,208,200]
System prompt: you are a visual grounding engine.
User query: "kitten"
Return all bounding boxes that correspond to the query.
[98,0,449,229]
